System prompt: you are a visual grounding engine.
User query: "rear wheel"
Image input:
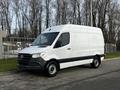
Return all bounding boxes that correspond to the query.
[45,61,58,77]
[91,56,101,68]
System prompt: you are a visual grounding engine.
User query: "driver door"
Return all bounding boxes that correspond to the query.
[52,32,71,60]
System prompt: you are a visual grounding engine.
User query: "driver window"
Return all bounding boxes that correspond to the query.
[54,32,70,48]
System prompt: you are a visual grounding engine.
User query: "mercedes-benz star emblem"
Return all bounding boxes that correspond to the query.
[20,55,24,58]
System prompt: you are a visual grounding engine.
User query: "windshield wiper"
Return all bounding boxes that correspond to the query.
[38,44,50,47]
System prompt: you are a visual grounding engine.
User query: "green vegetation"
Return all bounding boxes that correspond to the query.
[105,52,120,59]
[0,58,17,72]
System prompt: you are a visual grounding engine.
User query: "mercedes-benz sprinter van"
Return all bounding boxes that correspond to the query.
[18,24,105,76]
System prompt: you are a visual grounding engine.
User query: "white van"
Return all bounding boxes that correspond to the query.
[18,24,105,76]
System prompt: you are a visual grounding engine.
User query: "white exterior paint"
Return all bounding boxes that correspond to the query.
[19,24,104,69]
[60,59,93,69]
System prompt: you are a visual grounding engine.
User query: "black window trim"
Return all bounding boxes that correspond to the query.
[54,32,70,48]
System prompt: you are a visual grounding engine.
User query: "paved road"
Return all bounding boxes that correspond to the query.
[50,66,120,90]
[0,59,120,90]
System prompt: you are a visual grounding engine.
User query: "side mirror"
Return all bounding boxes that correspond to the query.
[54,41,61,48]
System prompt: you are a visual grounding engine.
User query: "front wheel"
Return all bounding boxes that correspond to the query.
[45,61,58,77]
[91,56,101,68]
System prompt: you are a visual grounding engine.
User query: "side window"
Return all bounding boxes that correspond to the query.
[54,32,70,48]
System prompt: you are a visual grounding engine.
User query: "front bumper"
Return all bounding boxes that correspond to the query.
[18,65,42,70]
[18,56,46,71]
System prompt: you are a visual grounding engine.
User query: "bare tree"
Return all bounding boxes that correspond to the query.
[0,0,120,48]
[45,0,51,28]
[0,0,12,36]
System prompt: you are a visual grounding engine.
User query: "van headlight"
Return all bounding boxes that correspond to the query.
[32,53,45,58]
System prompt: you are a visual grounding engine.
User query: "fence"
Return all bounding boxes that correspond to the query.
[1,37,35,59]
[0,37,118,59]
[0,30,6,59]
[105,43,117,53]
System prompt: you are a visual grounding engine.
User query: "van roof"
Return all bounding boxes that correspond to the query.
[42,24,102,33]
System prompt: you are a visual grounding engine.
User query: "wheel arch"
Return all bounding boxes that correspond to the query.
[45,59,60,70]
[95,54,101,63]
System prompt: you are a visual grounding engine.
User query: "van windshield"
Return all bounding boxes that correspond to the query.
[32,32,59,47]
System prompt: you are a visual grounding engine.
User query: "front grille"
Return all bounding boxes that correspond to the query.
[18,54,32,59]
[18,54,32,65]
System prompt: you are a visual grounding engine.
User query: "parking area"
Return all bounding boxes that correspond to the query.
[0,59,120,90]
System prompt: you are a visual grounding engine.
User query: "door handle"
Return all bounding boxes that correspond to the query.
[67,48,71,50]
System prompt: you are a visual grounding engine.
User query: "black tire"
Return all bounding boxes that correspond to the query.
[91,56,101,68]
[45,61,58,77]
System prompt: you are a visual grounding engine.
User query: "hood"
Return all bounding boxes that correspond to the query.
[19,46,49,54]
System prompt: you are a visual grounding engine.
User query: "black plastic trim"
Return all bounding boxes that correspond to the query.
[58,54,104,63]
[18,57,46,71]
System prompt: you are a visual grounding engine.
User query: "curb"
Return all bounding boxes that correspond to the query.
[104,57,120,61]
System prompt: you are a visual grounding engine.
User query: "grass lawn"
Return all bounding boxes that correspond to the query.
[0,58,17,72]
[105,52,120,59]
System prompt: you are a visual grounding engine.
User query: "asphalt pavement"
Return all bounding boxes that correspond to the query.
[49,64,120,90]
[0,59,120,90]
